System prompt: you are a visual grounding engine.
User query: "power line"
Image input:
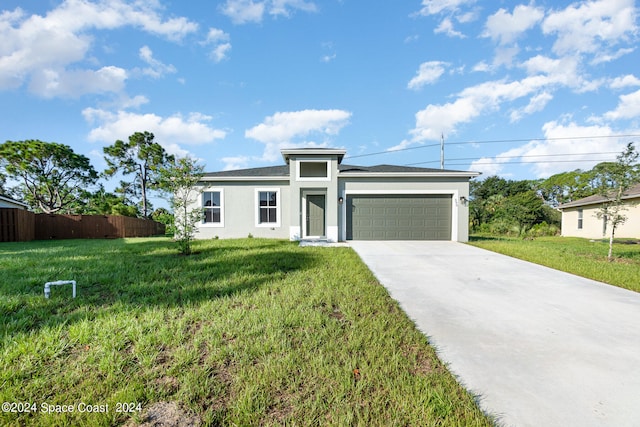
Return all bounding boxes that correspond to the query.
[446,158,617,166]
[405,151,621,166]
[345,134,640,161]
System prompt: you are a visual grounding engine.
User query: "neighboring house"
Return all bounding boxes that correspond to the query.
[558,183,640,239]
[0,194,28,209]
[192,148,479,242]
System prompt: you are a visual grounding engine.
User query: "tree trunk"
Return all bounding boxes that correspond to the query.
[608,224,616,262]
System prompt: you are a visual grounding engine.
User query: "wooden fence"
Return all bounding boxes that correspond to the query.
[0,209,165,242]
[0,209,35,242]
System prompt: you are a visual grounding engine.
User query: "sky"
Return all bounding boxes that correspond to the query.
[1,0,639,189]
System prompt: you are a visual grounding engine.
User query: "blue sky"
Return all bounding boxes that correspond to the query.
[1,0,639,185]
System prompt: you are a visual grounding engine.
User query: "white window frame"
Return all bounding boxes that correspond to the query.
[255,188,281,227]
[296,159,331,182]
[201,188,224,227]
[577,209,583,230]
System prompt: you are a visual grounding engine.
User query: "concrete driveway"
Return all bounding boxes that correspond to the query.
[349,241,640,427]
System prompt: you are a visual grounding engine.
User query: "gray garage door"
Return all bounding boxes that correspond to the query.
[346,194,452,240]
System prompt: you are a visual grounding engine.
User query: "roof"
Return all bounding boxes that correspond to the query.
[281,148,346,164]
[338,164,466,173]
[558,183,640,209]
[202,165,289,179]
[201,147,480,181]
[201,162,479,181]
[0,194,29,208]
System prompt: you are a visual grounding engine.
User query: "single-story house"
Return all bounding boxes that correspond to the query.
[192,148,479,242]
[558,183,640,239]
[0,194,28,209]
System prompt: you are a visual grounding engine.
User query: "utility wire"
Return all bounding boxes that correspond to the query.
[345,134,640,161]
[405,151,621,166]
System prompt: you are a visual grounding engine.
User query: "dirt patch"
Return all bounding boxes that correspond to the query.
[124,401,201,427]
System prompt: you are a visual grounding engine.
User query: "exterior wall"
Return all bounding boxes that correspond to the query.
[193,180,291,240]
[287,156,340,242]
[561,199,640,239]
[338,177,471,242]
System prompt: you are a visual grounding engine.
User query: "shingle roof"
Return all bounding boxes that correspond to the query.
[558,182,640,209]
[203,165,289,178]
[202,163,470,178]
[338,164,464,173]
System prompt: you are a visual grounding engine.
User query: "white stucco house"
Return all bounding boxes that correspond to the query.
[558,183,640,239]
[191,148,480,242]
[0,194,28,209]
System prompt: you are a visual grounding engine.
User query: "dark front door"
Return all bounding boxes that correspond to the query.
[306,194,326,237]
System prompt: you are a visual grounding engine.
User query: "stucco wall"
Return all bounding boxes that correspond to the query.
[192,180,291,240]
[561,198,640,239]
[338,176,471,242]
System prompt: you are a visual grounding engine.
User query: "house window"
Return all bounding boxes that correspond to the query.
[203,191,223,225]
[256,189,280,226]
[577,209,583,229]
[297,161,330,181]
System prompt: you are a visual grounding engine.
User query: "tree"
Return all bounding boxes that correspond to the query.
[594,142,640,261]
[103,131,174,218]
[159,156,204,255]
[0,140,98,213]
[536,169,596,207]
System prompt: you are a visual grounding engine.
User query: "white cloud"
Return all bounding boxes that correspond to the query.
[434,17,465,38]
[221,0,316,24]
[610,75,640,89]
[245,109,352,161]
[542,0,637,57]
[136,46,177,79]
[83,108,227,156]
[202,28,232,62]
[29,66,127,98]
[604,89,640,120]
[470,121,625,178]
[482,5,544,45]
[416,0,476,16]
[0,1,197,96]
[221,156,251,170]
[408,61,448,90]
[510,92,553,122]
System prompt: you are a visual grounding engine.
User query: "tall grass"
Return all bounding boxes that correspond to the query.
[1,238,492,426]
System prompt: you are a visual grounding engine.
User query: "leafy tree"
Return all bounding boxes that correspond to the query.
[103,131,174,218]
[536,169,596,207]
[159,156,204,255]
[152,207,174,235]
[71,185,139,216]
[594,143,640,261]
[0,140,98,213]
[502,191,545,235]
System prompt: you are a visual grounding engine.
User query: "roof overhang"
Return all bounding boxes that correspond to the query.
[0,194,29,208]
[338,171,481,178]
[281,148,346,164]
[199,176,289,182]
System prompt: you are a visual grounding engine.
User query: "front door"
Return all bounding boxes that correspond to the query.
[306,194,326,237]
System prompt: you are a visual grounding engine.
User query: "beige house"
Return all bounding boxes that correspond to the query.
[558,183,640,239]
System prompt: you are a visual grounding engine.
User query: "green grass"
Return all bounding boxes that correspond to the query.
[468,235,640,292]
[1,238,492,426]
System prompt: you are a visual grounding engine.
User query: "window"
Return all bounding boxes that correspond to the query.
[577,209,583,229]
[203,191,223,225]
[257,190,279,226]
[297,161,330,181]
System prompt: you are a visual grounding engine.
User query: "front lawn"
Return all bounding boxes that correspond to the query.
[1,238,492,426]
[468,235,640,292]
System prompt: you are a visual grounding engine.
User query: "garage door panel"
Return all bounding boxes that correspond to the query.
[347,194,451,240]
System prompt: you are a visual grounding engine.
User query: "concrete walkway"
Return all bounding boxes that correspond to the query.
[349,241,640,427]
